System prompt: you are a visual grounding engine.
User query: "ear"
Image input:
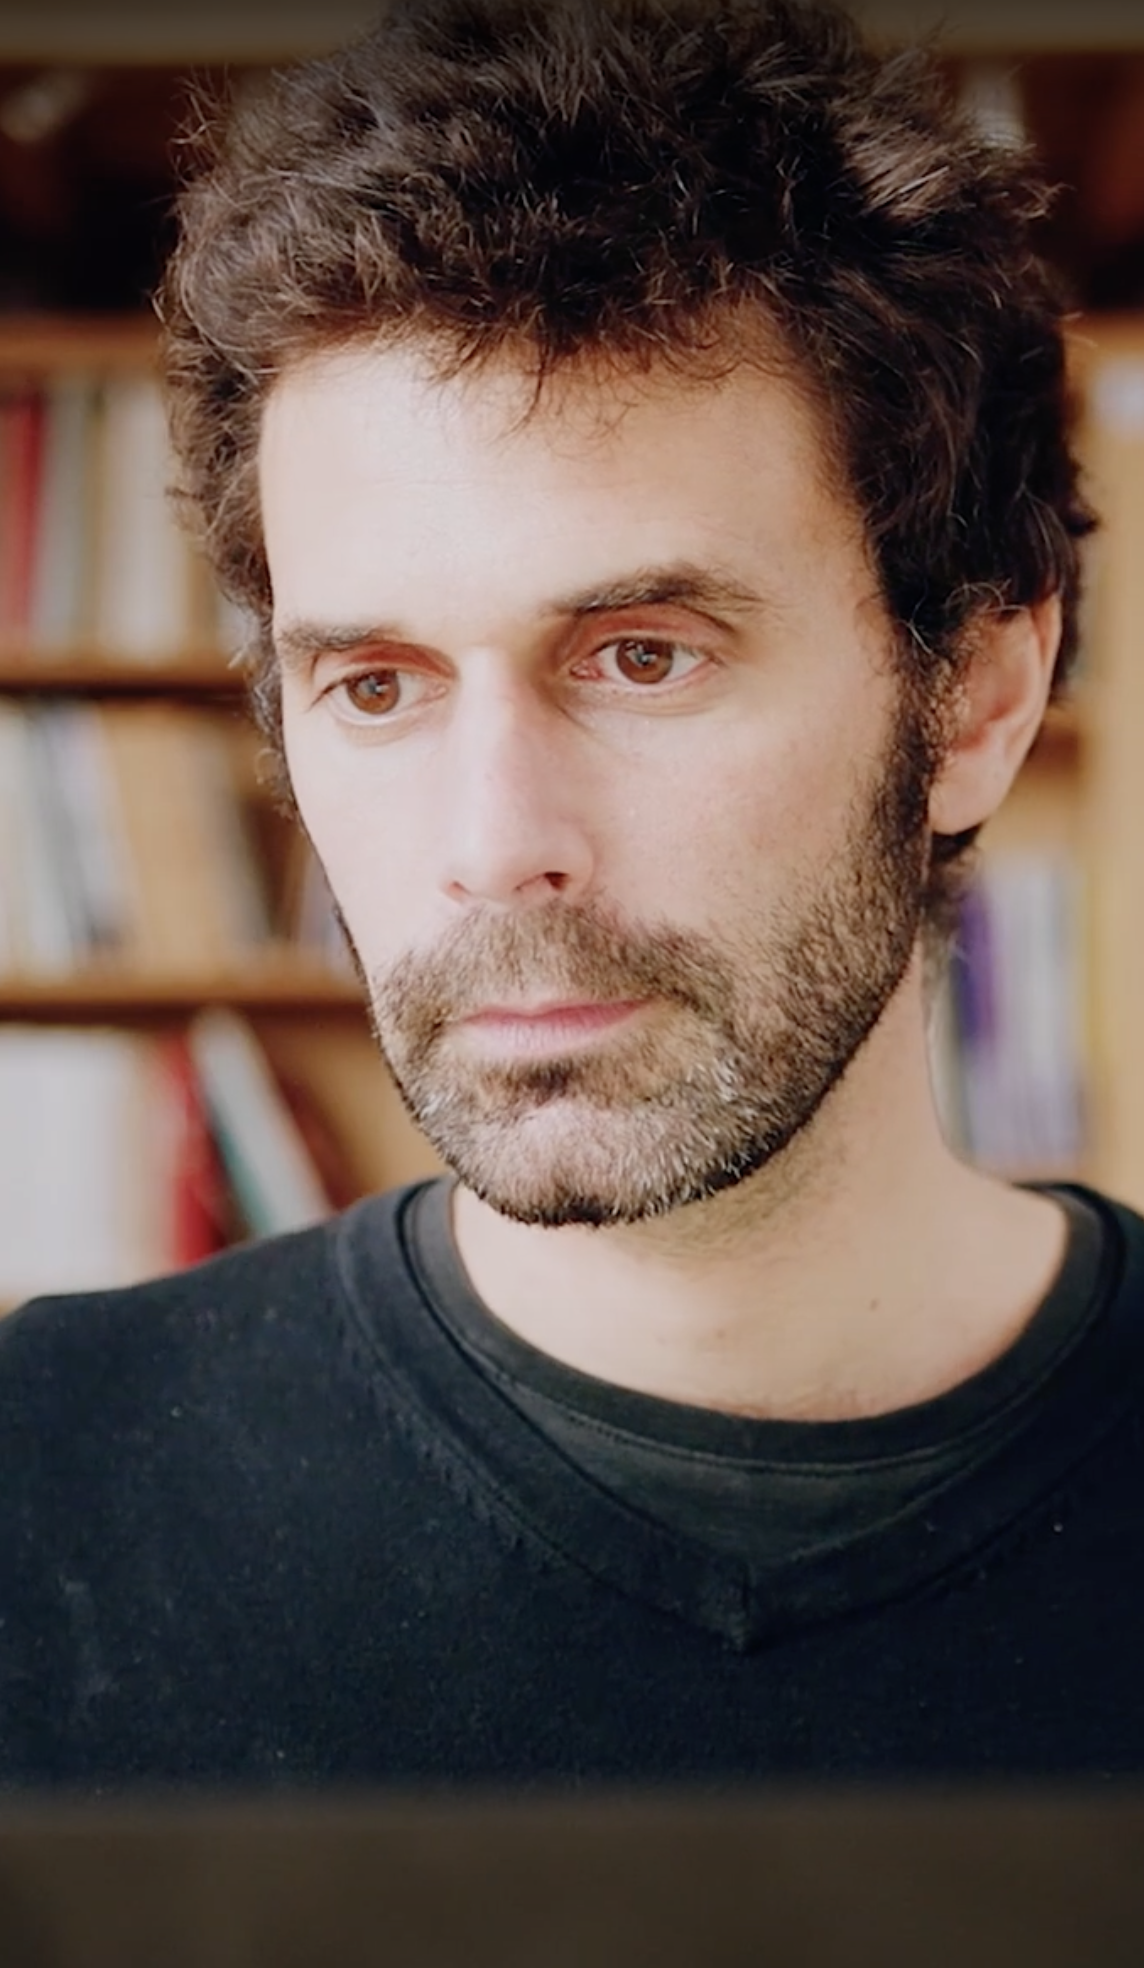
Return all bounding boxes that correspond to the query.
[927,595,1063,837]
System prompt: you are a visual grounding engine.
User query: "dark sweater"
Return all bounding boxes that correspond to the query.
[2,1179,1143,1791]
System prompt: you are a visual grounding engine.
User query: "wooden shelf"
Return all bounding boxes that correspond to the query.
[4,1,1144,63]
[0,653,244,694]
[0,313,157,374]
[0,959,364,1016]
[0,4,375,64]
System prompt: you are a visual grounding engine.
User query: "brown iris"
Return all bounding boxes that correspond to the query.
[611,638,678,685]
[345,671,402,715]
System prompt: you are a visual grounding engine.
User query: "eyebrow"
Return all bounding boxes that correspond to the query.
[274,619,403,675]
[543,562,767,621]
[272,560,767,673]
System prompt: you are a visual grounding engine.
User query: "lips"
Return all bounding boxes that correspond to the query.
[458,999,646,1053]
[467,1000,630,1020]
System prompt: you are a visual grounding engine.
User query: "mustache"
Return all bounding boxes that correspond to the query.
[371,904,736,1044]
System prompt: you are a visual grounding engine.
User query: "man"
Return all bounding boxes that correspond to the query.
[1,0,1134,1790]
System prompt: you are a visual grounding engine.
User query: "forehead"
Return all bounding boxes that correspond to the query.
[257,337,870,626]
[262,331,846,487]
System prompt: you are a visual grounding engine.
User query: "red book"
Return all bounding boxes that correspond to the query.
[0,390,46,645]
[156,1032,232,1267]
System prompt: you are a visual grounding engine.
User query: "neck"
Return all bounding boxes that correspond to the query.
[449,967,1068,1420]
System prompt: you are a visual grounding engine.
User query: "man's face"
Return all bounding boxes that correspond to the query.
[261,342,933,1227]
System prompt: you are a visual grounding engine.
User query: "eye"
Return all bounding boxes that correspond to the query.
[331,669,410,719]
[595,637,704,687]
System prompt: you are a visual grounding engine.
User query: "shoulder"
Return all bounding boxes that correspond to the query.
[1075,1182,1144,1294]
[0,1187,413,1446]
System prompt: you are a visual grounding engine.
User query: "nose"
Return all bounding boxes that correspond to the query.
[435,663,596,909]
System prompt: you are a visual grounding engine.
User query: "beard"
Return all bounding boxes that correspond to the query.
[355,700,934,1228]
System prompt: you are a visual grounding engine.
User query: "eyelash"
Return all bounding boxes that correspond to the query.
[325,636,710,723]
[582,637,707,689]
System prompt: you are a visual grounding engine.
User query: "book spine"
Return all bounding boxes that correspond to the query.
[947,878,1001,1164]
[33,701,136,955]
[90,374,195,662]
[6,705,81,973]
[0,1027,172,1300]
[153,1032,232,1268]
[188,1008,331,1238]
[0,391,46,648]
[23,706,100,962]
[28,375,97,652]
[946,853,1087,1177]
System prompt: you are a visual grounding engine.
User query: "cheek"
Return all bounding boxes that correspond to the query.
[588,741,821,944]
[694,726,852,882]
[282,719,423,957]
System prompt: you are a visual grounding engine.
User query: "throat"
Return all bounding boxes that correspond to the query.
[448,1166,1071,1422]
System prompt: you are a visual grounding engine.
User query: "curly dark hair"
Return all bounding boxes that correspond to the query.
[160,0,1095,917]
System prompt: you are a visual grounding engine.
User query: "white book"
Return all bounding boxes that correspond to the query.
[949,877,1005,1169]
[4,705,80,973]
[27,375,96,651]
[190,721,274,948]
[35,701,136,955]
[926,958,965,1154]
[0,1027,170,1302]
[90,375,195,662]
[1051,858,1088,1163]
[980,858,1034,1171]
[0,702,26,972]
[978,853,1086,1175]
[1010,855,1085,1170]
[24,705,103,963]
[188,1007,330,1238]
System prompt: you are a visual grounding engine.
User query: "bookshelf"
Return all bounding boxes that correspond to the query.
[0,964,364,1013]
[2,29,1144,1304]
[0,310,442,1307]
[1064,317,1144,1210]
[3,0,1144,63]
[0,655,236,692]
[944,313,1144,1211]
[0,314,157,373]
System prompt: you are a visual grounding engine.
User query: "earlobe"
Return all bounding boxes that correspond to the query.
[927,594,1063,838]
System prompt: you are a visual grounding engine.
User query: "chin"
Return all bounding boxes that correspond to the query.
[440,1113,789,1230]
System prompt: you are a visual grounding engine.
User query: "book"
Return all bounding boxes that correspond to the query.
[986,854,1086,1173]
[0,1026,176,1301]
[89,374,196,662]
[27,375,97,652]
[96,704,274,975]
[190,718,275,949]
[187,1008,332,1238]
[28,701,135,957]
[0,697,344,983]
[938,853,1087,1176]
[0,390,45,647]
[0,701,81,974]
[945,877,1001,1164]
[153,1031,233,1267]
[0,702,27,972]
[0,1017,345,1303]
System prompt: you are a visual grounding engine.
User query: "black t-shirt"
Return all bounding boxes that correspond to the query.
[2,1176,1143,1786]
[404,1180,1108,1569]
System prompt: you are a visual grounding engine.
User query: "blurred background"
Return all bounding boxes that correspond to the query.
[0,0,1143,1302]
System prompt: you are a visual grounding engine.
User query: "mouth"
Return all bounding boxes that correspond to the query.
[457,999,648,1056]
